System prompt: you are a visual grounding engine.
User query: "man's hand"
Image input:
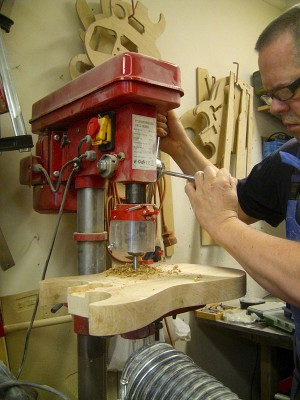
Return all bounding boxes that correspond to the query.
[157,110,190,155]
[185,166,239,242]
[156,110,217,179]
[156,112,169,137]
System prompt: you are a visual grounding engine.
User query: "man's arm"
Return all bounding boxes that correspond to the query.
[185,166,300,307]
[157,111,213,175]
[158,111,258,225]
[238,205,258,224]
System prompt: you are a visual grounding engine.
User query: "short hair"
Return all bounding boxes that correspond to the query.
[255,3,300,59]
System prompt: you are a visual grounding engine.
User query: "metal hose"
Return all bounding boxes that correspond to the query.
[119,342,241,400]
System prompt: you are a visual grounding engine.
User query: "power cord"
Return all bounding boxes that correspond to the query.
[33,152,91,193]
[16,164,78,379]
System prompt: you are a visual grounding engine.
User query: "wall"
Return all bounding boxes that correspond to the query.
[0,0,293,398]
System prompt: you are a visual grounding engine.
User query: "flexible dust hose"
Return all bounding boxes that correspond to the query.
[119,342,241,400]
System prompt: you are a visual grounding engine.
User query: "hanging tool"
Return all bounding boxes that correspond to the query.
[0,7,33,152]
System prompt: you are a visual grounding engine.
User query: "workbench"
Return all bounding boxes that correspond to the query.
[195,311,294,399]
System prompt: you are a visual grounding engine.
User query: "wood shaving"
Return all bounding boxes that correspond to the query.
[167,265,181,274]
[194,275,202,281]
[105,263,182,280]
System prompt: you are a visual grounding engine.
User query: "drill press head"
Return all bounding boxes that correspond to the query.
[21,52,183,268]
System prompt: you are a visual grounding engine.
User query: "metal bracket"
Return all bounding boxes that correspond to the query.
[0,134,33,152]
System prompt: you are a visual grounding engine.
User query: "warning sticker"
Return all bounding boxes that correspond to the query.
[132,114,156,170]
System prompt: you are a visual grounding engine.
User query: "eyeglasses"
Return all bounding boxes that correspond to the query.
[261,76,300,106]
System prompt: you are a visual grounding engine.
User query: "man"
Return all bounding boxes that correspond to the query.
[157,4,300,398]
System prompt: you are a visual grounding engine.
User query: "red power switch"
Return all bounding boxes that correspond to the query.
[87,115,112,146]
[87,117,100,138]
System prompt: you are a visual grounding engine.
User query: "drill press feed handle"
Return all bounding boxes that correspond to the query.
[156,158,195,182]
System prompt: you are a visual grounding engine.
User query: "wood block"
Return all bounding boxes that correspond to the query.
[235,86,247,178]
[201,227,216,246]
[221,72,235,171]
[196,68,211,103]
[246,86,254,175]
[39,264,246,336]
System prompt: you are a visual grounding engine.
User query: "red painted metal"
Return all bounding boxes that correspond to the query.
[0,82,8,114]
[121,323,156,339]
[73,315,90,335]
[21,52,183,213]
[111,204,158,222]
[73,232,108,241]
[33,184,77,213]
[30,52,183,132]
[19,155,43,186]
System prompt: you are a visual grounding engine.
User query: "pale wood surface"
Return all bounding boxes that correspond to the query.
[39,264,246,336]
[180,69,254,246]
[70,0,165,78]
[222,72,235,171]
[196,67,211,103]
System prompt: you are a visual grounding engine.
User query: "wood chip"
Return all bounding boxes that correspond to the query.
[105,263,182,280]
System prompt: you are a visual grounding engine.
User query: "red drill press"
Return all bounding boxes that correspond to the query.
[20,52,183,399]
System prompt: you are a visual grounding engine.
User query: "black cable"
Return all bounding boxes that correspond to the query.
[16,165,78,379]
[0,380,70,399]
[37,154,85,193]
[77,135,91,157]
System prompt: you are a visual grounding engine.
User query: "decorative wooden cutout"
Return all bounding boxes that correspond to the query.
[180,67,254,245]
[70,0,166,79]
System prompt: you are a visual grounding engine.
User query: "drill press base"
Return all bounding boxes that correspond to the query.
[39,263,245,336]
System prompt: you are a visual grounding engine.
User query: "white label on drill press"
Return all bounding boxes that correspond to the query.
[132,114,156,170]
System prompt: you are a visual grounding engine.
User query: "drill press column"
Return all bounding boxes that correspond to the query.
[77,188,106,275]
[77,187,107,399]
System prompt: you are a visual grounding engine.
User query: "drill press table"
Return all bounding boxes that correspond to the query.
[39,263,246,336]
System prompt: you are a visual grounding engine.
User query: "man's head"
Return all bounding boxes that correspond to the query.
[256,4,300,139]
[256,4,300,61]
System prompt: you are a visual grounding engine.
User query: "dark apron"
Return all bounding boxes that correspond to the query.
[286,174,300,399]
